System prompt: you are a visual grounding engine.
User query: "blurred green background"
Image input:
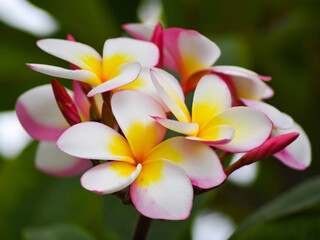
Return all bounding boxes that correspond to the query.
[0,0,319,239]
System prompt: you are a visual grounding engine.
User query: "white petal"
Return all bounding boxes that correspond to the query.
[81,162,141,194]
[103,37,159,68]
[131,159,193,220]
[241,98,294,129]
[27,64,100,85]
[147,137,226,189]
[87,62,141,97]
[16,84,68,141]
[36,141,90,177]
[37,39,102,72]
[273,123,311,170]
[57,122,135,163]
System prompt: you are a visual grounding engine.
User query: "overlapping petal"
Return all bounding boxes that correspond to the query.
[190,125,235,145]
[36,141,90,177]
[57,122,135,163]
[111,90,167,160]
[16,85,69,141]
[241,98,294,129]
[87,61,141,97]
[130,159,193,220]
[151,117,199,136]
[210,66,272,100]
[192,74,232,129]
[150,68,191,122]
[146,137,226,189]
[203,107,272,152]
[81,162,141,194]
[27,64,100,85]
[102,38,159,80]
[273,123,311,170]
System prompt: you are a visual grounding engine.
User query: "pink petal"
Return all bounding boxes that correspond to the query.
[163,28,220,80]
[16,85,68,141]
[36,141,90,177]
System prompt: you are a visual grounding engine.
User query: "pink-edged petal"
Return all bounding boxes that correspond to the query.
[72,81,90,120]
[152,116,199,136]
[241,98,294,129]
[27,64,100,85]
[122,23,154,40]
[16,85,68,141]
[36,141,90,177]
[87,62,141,97]
[189,125,235,145]
[57,122,135,163]
[111,90,167,160]
[37,39,102,74]
[163,28,220,80]
[146,137,226,189]
[102,38,159,79]
[192,74,232,129]
[206,107,273,152]
[211,66,270,100]
[150,68,191,122]
[81,162,141,194]
[273,123,311,170]
[131,159,193,220]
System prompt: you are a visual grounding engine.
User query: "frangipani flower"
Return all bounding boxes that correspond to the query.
[150,69,273,153]
[15,84,90,176]
[124,24,272,99]
[57,90,226,219]
[242,98,311,169]
[27,37,159,96]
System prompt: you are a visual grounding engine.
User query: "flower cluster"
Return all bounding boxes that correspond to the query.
[16,23,311,220]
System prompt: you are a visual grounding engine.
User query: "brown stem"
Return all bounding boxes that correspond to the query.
[219,151,230,163]
[132,214,152,240]
[91,160,100,167]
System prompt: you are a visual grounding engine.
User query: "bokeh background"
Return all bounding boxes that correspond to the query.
[0,0,319,239]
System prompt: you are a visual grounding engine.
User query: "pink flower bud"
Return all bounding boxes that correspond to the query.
[51,79,81,126]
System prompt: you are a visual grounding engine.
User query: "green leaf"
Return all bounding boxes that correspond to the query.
[230,175,320,239]
[22,223,95,240]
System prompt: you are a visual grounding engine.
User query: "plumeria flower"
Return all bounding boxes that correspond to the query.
[15,83,91,176]
[57,90,226,220]
[27,37,159,96]
[150,69,273,153]
[241,98,311,169]
[124,24,272,99]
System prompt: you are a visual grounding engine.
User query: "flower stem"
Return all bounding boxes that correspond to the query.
[132,214,152,240]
